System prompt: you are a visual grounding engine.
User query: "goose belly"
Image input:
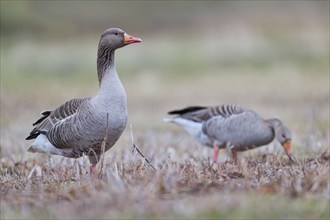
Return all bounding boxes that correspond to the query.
[76,109,128,149]
[225,131,274,151]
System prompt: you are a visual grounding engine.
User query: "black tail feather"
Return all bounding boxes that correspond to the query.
[25,132,40,140]
[168,106,207,115]
[32,111,51,126]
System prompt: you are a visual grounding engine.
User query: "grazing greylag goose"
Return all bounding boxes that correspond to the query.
[164,104,293,163]
[26,28,141,171]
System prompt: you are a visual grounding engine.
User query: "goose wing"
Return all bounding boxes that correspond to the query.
[168,104,244,122]
[26,97,91,140]
[202,108,272,148]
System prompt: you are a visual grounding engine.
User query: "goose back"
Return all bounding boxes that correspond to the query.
[168,104,244,122]
[203,109,275,150]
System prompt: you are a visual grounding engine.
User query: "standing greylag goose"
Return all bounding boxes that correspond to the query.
[164,104,293,163]
[26,28,141,171]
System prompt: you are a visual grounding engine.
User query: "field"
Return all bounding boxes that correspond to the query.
[1,1,329,219]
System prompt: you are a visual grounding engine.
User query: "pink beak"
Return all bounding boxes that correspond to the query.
[124,33,142,44]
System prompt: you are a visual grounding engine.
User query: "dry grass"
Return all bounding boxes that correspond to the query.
[1,141,329,219]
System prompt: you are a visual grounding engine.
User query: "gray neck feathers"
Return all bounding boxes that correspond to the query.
[266,118,282,135]
[97,44,115,86]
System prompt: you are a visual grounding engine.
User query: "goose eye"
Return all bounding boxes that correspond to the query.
[115,33,119,36]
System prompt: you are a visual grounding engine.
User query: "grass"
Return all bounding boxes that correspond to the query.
[1,13,329,219]
[1,146,329,219]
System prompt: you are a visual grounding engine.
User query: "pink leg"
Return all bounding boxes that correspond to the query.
[90,163,97,174]
[231,150,238,163]
[213,145,220,163]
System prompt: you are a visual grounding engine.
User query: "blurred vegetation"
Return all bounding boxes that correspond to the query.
[1,0,329,133]
[1,1,328,79]
[1,1,329,37]
[1,1,329,72]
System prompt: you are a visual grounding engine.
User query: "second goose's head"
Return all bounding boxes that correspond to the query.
[99,28,141,50]
[271,118,294,162]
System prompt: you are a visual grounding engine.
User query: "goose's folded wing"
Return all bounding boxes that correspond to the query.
[202,109,267,146]
[201,105,250,135]
[215,104,245,118]
[168,104,244,122]
[26,97,90,140]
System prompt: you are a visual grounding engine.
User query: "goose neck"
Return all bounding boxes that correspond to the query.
[97,45,115,86]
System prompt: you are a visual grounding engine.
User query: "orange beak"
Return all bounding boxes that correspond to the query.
[283,140,291,155]
[282,140,295,163]
[124,33,142,44]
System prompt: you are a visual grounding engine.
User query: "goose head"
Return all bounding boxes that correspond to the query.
[99,28,141,50]
[272,119,294,162]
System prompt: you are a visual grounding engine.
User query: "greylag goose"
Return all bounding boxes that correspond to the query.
[164,104,293,163]
[26,28,141,171]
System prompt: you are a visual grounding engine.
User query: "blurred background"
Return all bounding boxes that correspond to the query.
[1,1,329,158]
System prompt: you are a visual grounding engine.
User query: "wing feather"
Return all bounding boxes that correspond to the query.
[202,109,272,148]
[168,104,245,122]
[26,97,90,140]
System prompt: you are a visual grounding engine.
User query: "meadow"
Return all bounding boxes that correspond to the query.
[1,1,329,219]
